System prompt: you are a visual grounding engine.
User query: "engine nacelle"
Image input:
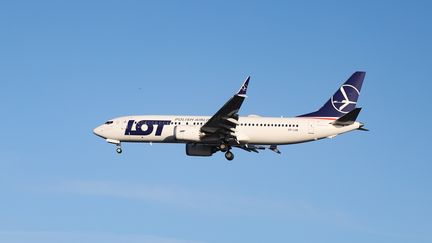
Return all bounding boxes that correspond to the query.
[174,125,202,142]
[185,143,217,156]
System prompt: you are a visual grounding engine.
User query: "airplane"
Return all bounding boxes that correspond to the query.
[93,72,367,161]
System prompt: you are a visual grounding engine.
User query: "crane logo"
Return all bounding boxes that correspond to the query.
[331,84,360,113]
[241,83,248,92]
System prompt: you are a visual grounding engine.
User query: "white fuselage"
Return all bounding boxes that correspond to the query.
[93,115,362,145]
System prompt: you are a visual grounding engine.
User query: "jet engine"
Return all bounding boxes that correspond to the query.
[185,143,217,156]
[174,125,202,142]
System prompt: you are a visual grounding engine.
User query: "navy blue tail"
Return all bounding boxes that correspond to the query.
[298,71,365,118]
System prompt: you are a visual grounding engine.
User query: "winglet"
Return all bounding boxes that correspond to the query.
[237,76,250,96]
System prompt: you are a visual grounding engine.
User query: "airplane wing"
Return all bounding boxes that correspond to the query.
[200,77,250,144]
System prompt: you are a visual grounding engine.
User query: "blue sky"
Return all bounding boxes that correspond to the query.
[0,1,431,242]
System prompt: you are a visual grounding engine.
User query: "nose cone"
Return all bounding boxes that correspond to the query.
[93,125,106,138]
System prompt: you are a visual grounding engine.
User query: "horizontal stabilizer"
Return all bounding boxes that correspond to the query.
[332,108,362,126]
[358,123,369,131]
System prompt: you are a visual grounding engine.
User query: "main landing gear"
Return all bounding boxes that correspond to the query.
[219,143,229,152]
[224,150,234,161]
[219,143,234,161]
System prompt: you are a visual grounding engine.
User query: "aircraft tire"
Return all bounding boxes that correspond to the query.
[225,151,234,161]
[116,147,122,154]
[220,143,228,152]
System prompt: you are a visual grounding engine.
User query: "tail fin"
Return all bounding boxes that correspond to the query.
[298,71,365,118]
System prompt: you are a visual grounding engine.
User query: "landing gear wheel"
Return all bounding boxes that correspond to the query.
[220,143,228,152]
[116,147,122,154]
[225,151,234,161]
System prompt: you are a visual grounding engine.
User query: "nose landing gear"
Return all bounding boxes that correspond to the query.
[116,144,122,154]
[105,139,122,154]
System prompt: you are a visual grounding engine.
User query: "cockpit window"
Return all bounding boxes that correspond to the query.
[105,121,114,125]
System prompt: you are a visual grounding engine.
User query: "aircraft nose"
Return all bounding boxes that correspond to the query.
[93,125,106,138]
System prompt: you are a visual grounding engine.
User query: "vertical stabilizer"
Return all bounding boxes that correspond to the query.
[298,72,365,118]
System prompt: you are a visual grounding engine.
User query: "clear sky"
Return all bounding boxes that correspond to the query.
[0,1,431,242]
